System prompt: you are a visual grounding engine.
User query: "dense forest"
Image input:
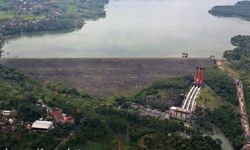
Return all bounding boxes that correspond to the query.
[209,1,250,21]
[224,35,250,70]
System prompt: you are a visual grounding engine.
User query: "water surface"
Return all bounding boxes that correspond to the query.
[211,126,234,150]
[4,0,250,58]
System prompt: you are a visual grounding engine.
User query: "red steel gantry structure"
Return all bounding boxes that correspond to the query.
[193,67,205,85]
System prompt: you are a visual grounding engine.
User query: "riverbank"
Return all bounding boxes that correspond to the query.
[202,125,234,150]
[210,126,234,150]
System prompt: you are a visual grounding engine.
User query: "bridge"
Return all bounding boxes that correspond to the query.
[170,67,205,121]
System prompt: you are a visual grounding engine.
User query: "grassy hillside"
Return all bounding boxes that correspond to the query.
[197,86,226,109]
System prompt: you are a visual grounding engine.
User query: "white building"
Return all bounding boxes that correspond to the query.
[31,121,53,131]
[170,106,191,121]
[1,110,11,116]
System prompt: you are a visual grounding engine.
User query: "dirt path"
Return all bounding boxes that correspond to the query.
[54,131,75,150]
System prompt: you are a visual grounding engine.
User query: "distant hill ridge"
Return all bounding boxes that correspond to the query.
[209,1,250,21]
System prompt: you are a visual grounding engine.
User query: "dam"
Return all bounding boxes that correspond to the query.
[0,58,214,96]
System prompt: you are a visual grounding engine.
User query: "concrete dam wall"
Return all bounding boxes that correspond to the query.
[0,58,215,96]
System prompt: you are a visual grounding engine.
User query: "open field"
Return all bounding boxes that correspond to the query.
[0,58,215,96]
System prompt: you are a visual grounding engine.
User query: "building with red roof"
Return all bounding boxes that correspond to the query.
[64,116,75,124]
[51,110,75,124]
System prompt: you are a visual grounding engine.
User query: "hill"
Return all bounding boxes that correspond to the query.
[209,1,250,21]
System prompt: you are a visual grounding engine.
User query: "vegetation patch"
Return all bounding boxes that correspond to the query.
[0,0,5,6]
[134,76,192,104]
[195,66,244,149]
[205,67,237,105]
[209,105,245,149]
[197,86,226,109]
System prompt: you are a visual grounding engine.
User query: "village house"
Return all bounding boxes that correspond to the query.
[0,110,17,132]
[51,110,75,124]
[1,110,12,116]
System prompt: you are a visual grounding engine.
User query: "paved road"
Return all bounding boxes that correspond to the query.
[236,80,250,138]
[217,60,250,149]
[235,80,250,150]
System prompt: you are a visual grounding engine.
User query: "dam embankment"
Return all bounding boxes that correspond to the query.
[0,58,215,96]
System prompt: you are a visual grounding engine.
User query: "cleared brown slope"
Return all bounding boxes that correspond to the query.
[0,58,214,96]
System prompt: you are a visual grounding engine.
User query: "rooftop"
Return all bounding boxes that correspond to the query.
[170,106,191,113]
[31,120,53,129]
[51,110,64,123]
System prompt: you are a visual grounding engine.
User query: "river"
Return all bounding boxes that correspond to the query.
[202,125,233,150]
[211,126,234,150]
[3,0,250,58]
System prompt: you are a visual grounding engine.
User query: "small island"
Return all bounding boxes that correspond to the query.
[209,1,250,21]
[0,0,109,38]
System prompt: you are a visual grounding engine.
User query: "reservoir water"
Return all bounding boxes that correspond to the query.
[3,0,250,58]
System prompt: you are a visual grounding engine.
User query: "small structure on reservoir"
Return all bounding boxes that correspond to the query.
[215,59,225,66]
[182,53,189,58]
[31,120,53,132]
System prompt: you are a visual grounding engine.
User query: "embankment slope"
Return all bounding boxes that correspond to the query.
[0,58,214,96]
